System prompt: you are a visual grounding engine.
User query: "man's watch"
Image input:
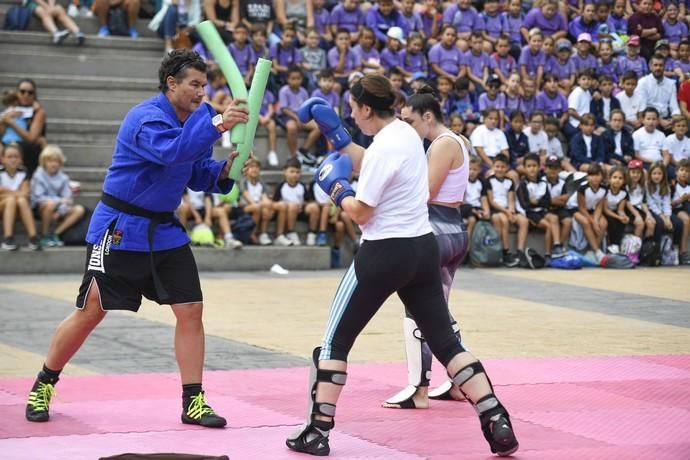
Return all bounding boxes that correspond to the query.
[212,114,227,133]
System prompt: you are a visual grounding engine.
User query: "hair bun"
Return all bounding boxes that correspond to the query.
[415,85,436,96]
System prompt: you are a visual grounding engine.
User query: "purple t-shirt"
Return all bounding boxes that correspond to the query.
[464,50,491,77]
[618,55,649,79]
[328,4,364,32]
[205,84,230,99]
[365,6,408,44]
[380,47,403,72]
[519,95,536,119]
[665,57,677,73]
[598,57,620,83]
[491,53,517,76]
[428,42,463,76]
[502,11,523,44]
[342,89,352,118]
[400,49,427,73]
[421,11,436,37]
[314,7,330,35]
[664,19,688,44]
[193,42,214,62]
[522,8,567,36]
[607,13,627,35]
[260,91,275,116]
[504,93,521,119]
[269,43,301,68]
[327,46,359,73]
[311,88,340,108]
[444,5,484,34]
[536,90,568,118]
[482,12,503,39]
[519,46,546,77]
[402,11,424,34]
[568,16,600,42]
[570,52,597,73]
[229,42,252,75]
[353,44,380,66]
[278,85,309,113]
[250,44,269,62]
[478,92,506,112]
[675,58,690,75]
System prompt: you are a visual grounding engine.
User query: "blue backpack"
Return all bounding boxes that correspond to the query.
[550,251,584,270]
[3,4,31,31]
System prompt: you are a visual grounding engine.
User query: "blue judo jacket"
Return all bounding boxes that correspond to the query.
[86,93,233,252]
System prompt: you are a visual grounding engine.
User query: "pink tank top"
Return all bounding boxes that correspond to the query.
[428,132,470,204]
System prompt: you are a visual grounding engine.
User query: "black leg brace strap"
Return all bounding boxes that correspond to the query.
[312,369,347,420]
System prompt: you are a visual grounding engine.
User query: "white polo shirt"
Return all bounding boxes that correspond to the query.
[356,118,432,240]
[633,127,665,163]
[469,124,509,158]
[523,128,548,155]
[663,134,690,163]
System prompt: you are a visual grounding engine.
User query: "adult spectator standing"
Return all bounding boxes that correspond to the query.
[636,54,681,132]
[273,0,313,45]
[628,0,664,61]
[94,0,141,38]
[520,0,567,44]
[239,0,275,39]
[149,0,203,54]
[0,79,46,177]
[23,50,250,428]
[201,0,240,43]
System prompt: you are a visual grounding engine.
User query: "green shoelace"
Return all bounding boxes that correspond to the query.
[27,382,56,412]
[186,393,216,419]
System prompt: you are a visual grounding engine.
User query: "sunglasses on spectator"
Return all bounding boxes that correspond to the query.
[19,89,35,95]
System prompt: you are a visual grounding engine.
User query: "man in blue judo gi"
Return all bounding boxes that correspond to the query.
[25,49,250,428]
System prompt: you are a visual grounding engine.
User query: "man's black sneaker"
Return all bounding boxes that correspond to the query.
[181,392,226,428]
[26,380,56,422]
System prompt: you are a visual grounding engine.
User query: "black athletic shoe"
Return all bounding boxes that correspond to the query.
[488,415,519,457]
[181,392,227,428]
[286,422,331,456]
[26,379,56,422]
[502,253,520,268]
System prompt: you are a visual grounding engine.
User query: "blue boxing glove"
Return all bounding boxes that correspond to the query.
[315,153,355,207]
[297,97,352,150]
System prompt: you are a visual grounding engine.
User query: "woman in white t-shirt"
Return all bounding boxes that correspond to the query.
[287,75,519,457]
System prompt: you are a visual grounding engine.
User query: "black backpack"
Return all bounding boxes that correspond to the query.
[61,209,92,246]
[108,7,129,36]
[231,214,256,244]
[639,240,661,267]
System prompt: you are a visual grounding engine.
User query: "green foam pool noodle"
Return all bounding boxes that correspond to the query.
[197,20,247,144]
[218,183,240,204]
[229,58,271,181]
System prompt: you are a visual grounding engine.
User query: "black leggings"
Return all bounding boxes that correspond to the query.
[651,212,684,245]
[320,232,464,366]
[606,214,626,246]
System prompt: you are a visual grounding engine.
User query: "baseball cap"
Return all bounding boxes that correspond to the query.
[577,33,592,43]
[545,155,560,167]
[628,35,640,47]
[487,75,501,86]
[628,159,644,170]
[598,23,609,35]
[655,39,670,50]
[556,39,572,52]
[387,26,406,45]
[411,71,428,81]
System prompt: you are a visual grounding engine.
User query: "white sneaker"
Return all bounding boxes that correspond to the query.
[267,150,279,167]
[287,231,301,246]
[53,30,70,45]
[79,6,93,17]
[306,232,317,246]
[67,3,79,17]
[224,234,243,249]
[259,232,272,246]
[595,249,606,263]
[274,234,293,246]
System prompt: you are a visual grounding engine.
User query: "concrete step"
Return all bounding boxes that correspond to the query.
[50,118,122,135]
[0,72,158,93]
[0,30,162,52]
[40,94,143,120]
[0,8,159,39]
[0,246,332,274]
[1,48,160,79]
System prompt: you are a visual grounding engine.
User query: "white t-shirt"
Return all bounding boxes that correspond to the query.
[633,128,665,163]
[487,175,514,209]
[0,167,27,191]
[464,177,485,208]
[469,124,509,158]
[356,119,432,240]
[628,184,645,208]
[583,134,592,158]
[185,188,205,210]
[616,91,644,124]
[663,134,690,163]
[546,136,564,158]
[605,188,628,211]
[568,86,592,128]
[523,128,548,155]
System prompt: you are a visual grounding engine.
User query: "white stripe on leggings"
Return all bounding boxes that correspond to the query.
[321,263,358,360]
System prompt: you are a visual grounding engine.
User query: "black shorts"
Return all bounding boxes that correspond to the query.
[526,210,547,224]
[555,208,575,219]
[76,243,202,312]
[459,204,482,219]
[626,207,647,221]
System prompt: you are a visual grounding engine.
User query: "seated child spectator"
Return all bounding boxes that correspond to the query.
[300,27,327,91]
[400,0,424,38]
[31,0,86,45]
[250,25,270,63]
[674,40,690,79]
[270,24,302,90]
[177,188,207,229]
[616,71,644,131]
[1,90,31,145]
[486,153,525,267]
[501,0,523,59]
[603,109,635,167]
[469,108,512,177]
[329,27,361,89]
[304,181,333,247]
[607,0,628,37]
[544,155,573,247]
[419,0,442,46]
[258,90,279,167]
[380,26,406,76]
[548,39,576,94]
[517,153,564,261]
[400,33,428,82]
[229,23,255,88]
[662,116,690,179]
[240,159,275,246]
[663,2,687,57]
[597,40,620,85]
[272,158,307,246]
[444,0,483,51]
[311,69,340,114]
[618,35,649,79]
[0,143,40,250]
[519,28,546,89]
[504,111,529,176]
[481,0,503,53]
[453,77,479,130]
[449,113,467,136]
[365,0,408,45]
[565,69,594,140]
[503,72,522,123]
[460,155,490,241]
[671,159,690,264]
[572,163,608,261]
[602,165,631,250]
[428,25,463,82]
[491,34,518,86]
[353,26,384,75]
[536,73,569,128]
[654,40,678,80]
[478,77,506,127]
[209,194,244,249]
[523,110,548,160]
[328,0,365,44]
[569,113,606,172]
[277,66,322,165]
[590,75,621,134]
[633,107,666,166]
[437,75,457,124]
[312,0,332,45]
[30,145,85,247]
[544,117,575,171]
[464,31,491,92]
[203,67,232,114]
[570,32,597,73]
[646,160,685,254]
[626,159,653,238]
[519,76,538,119]
[94,0,140,39]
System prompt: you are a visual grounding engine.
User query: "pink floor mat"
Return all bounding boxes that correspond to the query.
[1,355,689,460]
